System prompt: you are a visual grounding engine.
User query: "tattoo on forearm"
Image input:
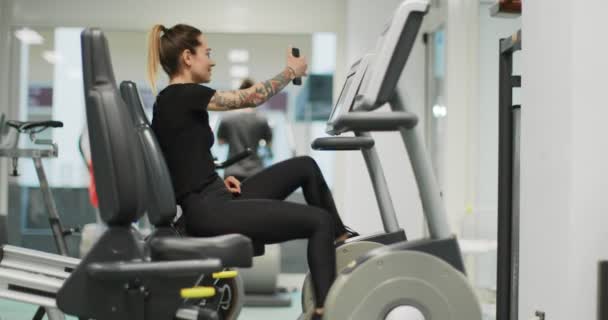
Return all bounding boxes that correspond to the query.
[210,68,293,110]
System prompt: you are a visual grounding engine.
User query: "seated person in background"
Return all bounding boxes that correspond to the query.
[217,78,273,181]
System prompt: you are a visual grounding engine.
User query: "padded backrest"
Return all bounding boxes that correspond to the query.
[120,81,178,226]
[81,28,145,225]
[120,81,151,127]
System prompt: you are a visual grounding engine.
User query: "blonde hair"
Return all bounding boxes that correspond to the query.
[146,24,203,94]
[147,24,165,94]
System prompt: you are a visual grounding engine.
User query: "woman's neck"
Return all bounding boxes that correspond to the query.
[169,74,196,85]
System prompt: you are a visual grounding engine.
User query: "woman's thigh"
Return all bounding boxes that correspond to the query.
[183,197,333,244]
[239,156,317,200]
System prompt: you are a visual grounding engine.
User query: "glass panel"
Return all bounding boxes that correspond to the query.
[7,27,93,256]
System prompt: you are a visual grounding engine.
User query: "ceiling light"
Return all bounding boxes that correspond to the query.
[432,104,447,118]
[14,28,44,45]
[231,79,242,90]
[230,65,249,78]
[228,49,250,63]
[42,51,64,64]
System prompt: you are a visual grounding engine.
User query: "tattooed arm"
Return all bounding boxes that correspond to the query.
[207,68,296,111]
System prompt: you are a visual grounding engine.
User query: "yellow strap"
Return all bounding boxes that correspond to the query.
[212,270,238,279]
[180,286,216,299]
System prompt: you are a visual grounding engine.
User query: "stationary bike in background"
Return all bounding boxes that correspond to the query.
[0,114,81,257]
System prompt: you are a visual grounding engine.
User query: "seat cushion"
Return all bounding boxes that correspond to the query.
[172,217,265,256]
[6,120,63,132]
[149,234,253,268]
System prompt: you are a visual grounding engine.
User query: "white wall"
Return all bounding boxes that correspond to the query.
[519,0,608,319]
[569,0,608,316]
[444,0,479,235]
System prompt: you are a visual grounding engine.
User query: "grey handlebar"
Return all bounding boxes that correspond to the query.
[311,137,375,151]
[334,112,418,132]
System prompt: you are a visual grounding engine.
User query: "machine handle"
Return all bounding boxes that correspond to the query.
[334,112,418,132]
[311,137,375,151]
[214,148,254,169]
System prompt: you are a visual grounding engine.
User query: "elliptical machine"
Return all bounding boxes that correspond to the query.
[300,0,482,318]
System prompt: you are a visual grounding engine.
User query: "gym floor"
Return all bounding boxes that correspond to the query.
[0,294,499,320]
[0,292,303,320]
[0,275,306,320]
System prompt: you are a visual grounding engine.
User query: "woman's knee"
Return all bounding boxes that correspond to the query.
[184,215,203,236]
[312,209,334,233]
[293,156,321,175]
[184,209,215,237]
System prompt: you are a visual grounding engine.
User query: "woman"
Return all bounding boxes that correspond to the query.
[147,24,357,319]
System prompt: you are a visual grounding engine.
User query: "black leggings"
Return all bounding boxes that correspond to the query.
[180,156,348,308]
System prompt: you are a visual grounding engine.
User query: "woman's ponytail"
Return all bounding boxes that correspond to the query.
[147,24,164,94]
[146,24,203,93]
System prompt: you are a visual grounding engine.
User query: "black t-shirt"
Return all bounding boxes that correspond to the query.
[151,83,218,202]
[217,112,272,179]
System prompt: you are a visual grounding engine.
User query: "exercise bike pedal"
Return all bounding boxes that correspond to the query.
[181,286,217,299]
[212,270,238,279]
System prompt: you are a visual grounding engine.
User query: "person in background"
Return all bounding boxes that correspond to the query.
[217,78,273,181]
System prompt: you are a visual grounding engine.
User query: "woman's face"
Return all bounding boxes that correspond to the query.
[184,35,215,83]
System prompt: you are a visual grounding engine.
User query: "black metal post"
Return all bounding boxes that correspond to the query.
[599,261,608,320]
[497,30,521,320]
